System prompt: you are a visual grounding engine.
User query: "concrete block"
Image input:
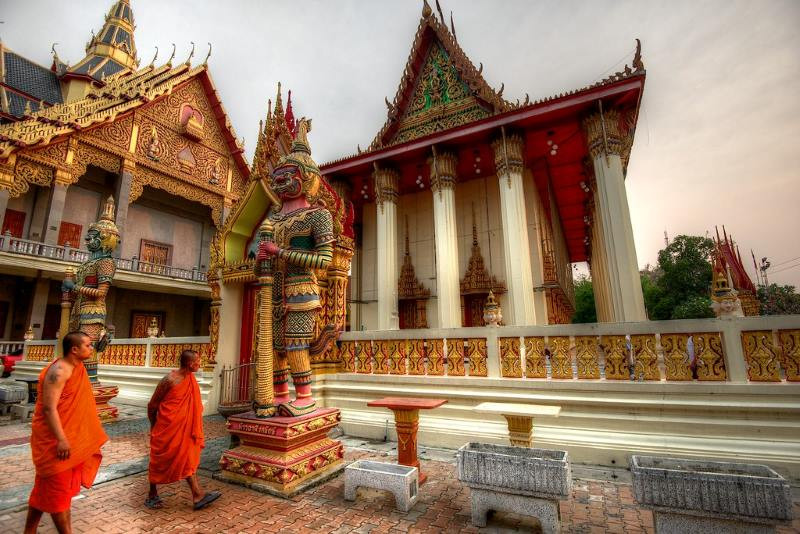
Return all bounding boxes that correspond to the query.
[344,460,419,512]
[11,403,35,421]
[470,487,560,533]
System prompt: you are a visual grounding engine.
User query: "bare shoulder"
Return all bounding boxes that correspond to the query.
[45,359,73,385]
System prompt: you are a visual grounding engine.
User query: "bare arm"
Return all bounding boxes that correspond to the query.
[41,363,72,460]
[147,376,172,428]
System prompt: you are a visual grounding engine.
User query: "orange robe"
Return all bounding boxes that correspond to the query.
[29,361,108,513]
[148,373,204,484]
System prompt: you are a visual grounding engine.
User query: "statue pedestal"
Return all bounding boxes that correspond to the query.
[215,407,345,498]
[86,361,119,421]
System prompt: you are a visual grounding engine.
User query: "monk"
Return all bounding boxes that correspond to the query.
[146,349,220,510]
[25,331,108,534]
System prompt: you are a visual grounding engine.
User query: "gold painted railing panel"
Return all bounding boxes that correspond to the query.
[466,338,488,377]
[630,335,659,381]
[150,343,212,367]
[99,343,146,366]
[339,340,356,372]
[408,339,427,375]
[600,335,629,380]
[356,341,373,374]
[373,340,390,374]
[524,337,547,378]
[779,329,800,381]
[575,336,600,379]
[741,330,781,382]
[446,338,465,376]
[26,345,54,362]
[499,337,522,378]
[659,334,692,381]
[693,333,726,381]
[388,340,407,375]
[427,339,445,376]
[549,336,573,379]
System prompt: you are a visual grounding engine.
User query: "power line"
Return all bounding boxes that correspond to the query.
[769,255,800,269]
[768,262,800,275]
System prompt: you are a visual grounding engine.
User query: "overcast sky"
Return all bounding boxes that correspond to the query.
[3,0,799,286]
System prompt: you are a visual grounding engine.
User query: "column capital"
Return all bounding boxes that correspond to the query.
[428,151,457,193]
[491,134,524,182]
[372,166,399,210]
[122,158,136,173]
[583,109,625,159]
[54,168,74,186]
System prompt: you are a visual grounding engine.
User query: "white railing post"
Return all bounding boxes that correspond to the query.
[486,329,501,377]
[144,339,153,367]
[718,318,748,383]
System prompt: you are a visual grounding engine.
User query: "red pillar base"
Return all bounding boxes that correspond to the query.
[93,383,119,421]
[216,407,344,498]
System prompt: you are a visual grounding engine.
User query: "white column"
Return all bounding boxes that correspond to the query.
[584,110,646,322]
[492,134,536,326]
[429,152,461,328]
[374,167,399,330]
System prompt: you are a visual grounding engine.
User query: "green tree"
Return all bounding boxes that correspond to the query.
[646,235,715,320]
[571,276,597,323]
[757,284,800,315]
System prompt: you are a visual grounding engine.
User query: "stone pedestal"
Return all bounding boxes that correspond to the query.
[93,383,119,421]
[215,407,344,498]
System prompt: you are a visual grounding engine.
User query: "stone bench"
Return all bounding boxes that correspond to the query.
[630,455,793,533]
[457,442,571,533]
[344,460,419,512]
[11,403,35,421]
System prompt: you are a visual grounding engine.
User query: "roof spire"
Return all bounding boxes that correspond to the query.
[273,82,284,119]
[65,0,138,82]
[285,89,296,139]
[422,0,433,18]
[435,0,446,24]
[450,11,457,41]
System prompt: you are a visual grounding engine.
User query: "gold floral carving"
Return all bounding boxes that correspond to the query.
[693,333,727,381]
[388,339,407,375]
[446,338,465,376]
[26,344,55,362]
[82,114,133,152]
[466,338,487,377]
[584,109,627,160]
[100,343,146,366]
[524,336,547,378]
[574,336,600,379]
[373,167,399,209]
[131,164,224,227]
[741,330,781,382]
[659,334,692,381]
[428,151,457,193]
[499,337,522,378]
[778,330,800,382]
[427,339,445,376]
[373,340,390,375]
[600,335,629,380]
[150,343,212,367]
[355,341,373,374]
[408,339,426,375]
[630,335,659,381]
[548,336,573,379]
[398,217,430,303]
[491,135,524,179]
[8,158,53,197]
[460,207,505,295]
[72,142,122,178]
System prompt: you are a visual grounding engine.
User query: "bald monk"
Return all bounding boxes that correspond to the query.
[146,349,220,510]
[25,331,108,534]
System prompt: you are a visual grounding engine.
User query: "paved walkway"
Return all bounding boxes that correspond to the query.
[0,403,797,533]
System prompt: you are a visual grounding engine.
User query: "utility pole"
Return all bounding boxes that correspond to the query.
[760,257,771,287]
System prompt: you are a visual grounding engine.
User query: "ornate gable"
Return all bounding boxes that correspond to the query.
[370,2,511,150]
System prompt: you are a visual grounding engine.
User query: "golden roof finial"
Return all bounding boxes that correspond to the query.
[422,0,432,18]
[435,0,445,24]
[203,42,212,65]
[274,82,284,118]
[51,42,61,65]
[166,43,176,66]
[23,100,31,116]
[633,38,644,71]
[148,46,158,67]
[184,41,195,66]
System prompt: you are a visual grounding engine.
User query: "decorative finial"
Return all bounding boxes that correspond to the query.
[148,46,158,67]
[435,0,445,24]
[184,41,195,66]
[422,0,432,18]
[24,100,32,116]
[450,11,457,40]
[524,93,530,105]
[357,144,362,154]
[478,62,483,75]
[101,196,116,222]
[497,83,504,98]
[203,42,212,65]
[166,43,176,66]
[632,38,644,71]
[51,42,61,65]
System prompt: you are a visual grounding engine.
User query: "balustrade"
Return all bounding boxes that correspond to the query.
[0,234,206,282]
[23,337,211,368]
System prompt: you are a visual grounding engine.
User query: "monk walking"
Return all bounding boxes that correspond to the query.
[25,331,108,534]
[146,349,220,510]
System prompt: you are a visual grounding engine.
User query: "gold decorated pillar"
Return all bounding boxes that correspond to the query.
[492,133,537,326]
[373,166,400,330]
[584,109,646,322]
[429,151,462,328]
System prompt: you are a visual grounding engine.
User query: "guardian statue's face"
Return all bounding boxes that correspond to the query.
[271,164,303,200]
[85,228,102,252]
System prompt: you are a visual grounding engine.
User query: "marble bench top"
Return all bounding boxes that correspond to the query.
[474,402,561,417]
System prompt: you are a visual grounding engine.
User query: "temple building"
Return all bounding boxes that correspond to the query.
[320,3,647,329]
[0,0,247,342]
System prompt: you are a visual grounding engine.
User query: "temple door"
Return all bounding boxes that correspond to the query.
[57,222,83,248]
[130,312,165,338]
[1,209,25,238]
[140,240,171,274]
[463,294,486,327]
[42,305,61,339]
[399,300,416,329]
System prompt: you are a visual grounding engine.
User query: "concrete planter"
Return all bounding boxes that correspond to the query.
[457,443,571,533]
[344,460,418,512]
[631,455,793,533]
[457,442,571,497]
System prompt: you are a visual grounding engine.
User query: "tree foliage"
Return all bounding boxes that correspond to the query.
[571,276,597,323]
[757,284,800,315]
[647,235,715,320]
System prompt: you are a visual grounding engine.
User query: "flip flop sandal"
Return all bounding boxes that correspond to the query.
[145,496,164,509]
[193,491,221,511]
